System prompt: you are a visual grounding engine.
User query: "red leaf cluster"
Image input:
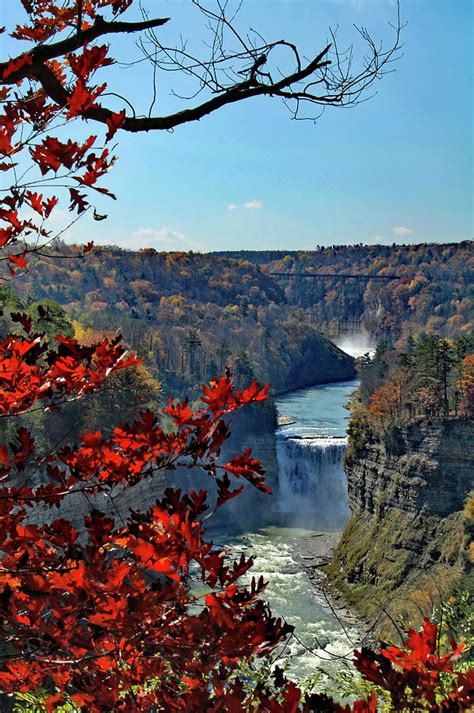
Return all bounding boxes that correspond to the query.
[0,3,129,269]
[0,347,303,709]
[30,135,97,175]
[0,331,140,417]
[354,618,473,711]
[12,1,132,43]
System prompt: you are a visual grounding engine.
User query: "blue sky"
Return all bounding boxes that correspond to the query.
[1,0,473,251]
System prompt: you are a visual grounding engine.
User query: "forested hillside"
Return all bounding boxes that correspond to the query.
[220,241,474,341]
[349,332,474,436]
[9,245,355,396]
[9,240,472,395]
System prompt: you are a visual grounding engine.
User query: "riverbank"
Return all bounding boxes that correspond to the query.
[293,531,369,632]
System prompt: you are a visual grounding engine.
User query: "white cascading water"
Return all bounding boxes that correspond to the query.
[276,436,350,528]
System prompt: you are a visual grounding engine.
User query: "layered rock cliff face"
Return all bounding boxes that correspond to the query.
[326,419,473,634]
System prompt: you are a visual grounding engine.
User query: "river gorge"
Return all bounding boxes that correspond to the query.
[211,380,364,680]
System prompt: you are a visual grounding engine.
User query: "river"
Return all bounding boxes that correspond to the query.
[214,379,362,681]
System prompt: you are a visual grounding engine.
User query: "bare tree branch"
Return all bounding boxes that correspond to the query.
[0,1,403,134]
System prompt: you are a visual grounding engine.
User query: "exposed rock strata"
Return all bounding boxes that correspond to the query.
[326,419,473,634]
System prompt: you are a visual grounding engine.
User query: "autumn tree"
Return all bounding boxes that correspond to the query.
[367,370,405,430]
[436,339,457,416]
[458,353,474,417]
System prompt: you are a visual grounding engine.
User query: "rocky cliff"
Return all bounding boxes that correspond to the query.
[32,398,279,537]
[326,418,473,635]
[278,334,356,393]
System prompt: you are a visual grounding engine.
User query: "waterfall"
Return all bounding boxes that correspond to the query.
[276,436,350,528]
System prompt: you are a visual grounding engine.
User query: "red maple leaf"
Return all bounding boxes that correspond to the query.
[8,252,28,269]
[106,109,126,141]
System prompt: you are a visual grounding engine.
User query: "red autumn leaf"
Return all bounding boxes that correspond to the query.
[70,692,97,708]
[0,129,14,156]
[75,148,111,187]
[25,191,43,215]
[236,379,271,405]
[223,448,271,493]
[69,187,88,214]
[43,195,58,218]
[282,681,301,713]
[182,675,200,689]
[68,45,113,79]
[216,473,244,507]
[66,80,106,119]
[8,252,28,269]
[30,135,96,174]
[205,591,235,628]
[0,209,22,229]
[106,109,126,141]
[163,397,195,426]
[201,376,235,413]
[80,430,102,448]
[225,551,254,585]
[2,53,32,79]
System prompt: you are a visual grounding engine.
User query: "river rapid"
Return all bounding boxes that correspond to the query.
[212,380,362,681]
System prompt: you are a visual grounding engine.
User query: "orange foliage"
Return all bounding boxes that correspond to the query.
[368,377,402,423]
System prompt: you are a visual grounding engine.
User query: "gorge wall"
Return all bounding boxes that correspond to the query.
[279,335,356,393]
[31,398,279,536]
[326,418,473,634]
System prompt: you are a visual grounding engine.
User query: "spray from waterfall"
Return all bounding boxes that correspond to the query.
[335,329,375,358]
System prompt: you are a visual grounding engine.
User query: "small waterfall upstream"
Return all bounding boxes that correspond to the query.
[276,436,350,529]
